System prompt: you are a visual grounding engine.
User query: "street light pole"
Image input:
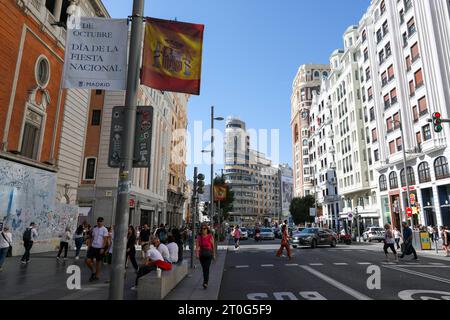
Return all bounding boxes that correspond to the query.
[399,110,413,231]
[210,106,214,225]
[109,0,144,300]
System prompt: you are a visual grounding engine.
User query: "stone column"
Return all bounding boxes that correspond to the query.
[432,184,443,227]
[52,0,63,21]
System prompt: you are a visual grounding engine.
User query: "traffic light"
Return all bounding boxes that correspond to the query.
[197,173,205,194]
[432,112,443,133]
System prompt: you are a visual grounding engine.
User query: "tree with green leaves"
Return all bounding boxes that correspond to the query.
[289,195,316,225]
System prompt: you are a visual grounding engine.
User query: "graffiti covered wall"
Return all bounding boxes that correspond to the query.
[0,159,78,255]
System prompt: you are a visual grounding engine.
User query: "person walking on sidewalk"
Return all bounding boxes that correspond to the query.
[383,224,398,262]
[126,225,139,271]
[0,226,12,272]
[399,221,418,260]
[441,226,449,257]
[21,222,38,264]
[276,224,292,260]
[393,227,401,250]
[56,227,72,261]
[231,225,241,251]
[85,217,109,282]
[196,223,215,289]
[73,225,84,260]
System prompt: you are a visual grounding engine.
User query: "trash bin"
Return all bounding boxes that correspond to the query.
[419,231,432,250]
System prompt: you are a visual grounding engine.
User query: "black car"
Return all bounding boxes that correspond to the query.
[291,228,337,248]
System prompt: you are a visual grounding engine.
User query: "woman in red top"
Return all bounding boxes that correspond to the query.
[196,223,216,289]
[276,224,292,260]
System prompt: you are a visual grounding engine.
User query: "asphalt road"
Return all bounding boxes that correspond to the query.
[219,239,450,300]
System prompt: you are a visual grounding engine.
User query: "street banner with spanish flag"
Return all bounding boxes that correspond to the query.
[214,184,227,202]
[141,17,204,95]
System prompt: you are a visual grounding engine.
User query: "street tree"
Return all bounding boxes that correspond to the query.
[289,195,316,225]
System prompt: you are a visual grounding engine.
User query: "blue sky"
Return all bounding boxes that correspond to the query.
[102,0,370,182]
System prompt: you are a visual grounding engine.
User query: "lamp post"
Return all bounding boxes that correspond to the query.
[206,107,224,225]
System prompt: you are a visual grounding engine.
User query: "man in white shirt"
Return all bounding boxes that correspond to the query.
[85,217,109,282]
[0,226,13,271]
[132,243,164,289]
[166,235,179,264]
[151,235,171,263]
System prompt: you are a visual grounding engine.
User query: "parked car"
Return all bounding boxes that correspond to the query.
[291,228,337,248]
[240,227,248,240]
[247,228,255,238]
[260,228,275,240]
[362,227,385,242]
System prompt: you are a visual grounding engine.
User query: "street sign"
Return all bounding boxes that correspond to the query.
[406,207,413,217]
[108,106,154,168]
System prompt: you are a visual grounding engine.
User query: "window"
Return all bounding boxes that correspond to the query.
[366,67,371,80]
[422,124,432,141]
[400,9,405,24]
[374,149,379,162]
[400,167,415,186]
[381,71,388,86]
[389,172,398,189]
[387,65,394,80]
[411,42,420,61]
[372,129,378,142]
[418,96,428,116]
[406,55,412,71]
[370,107,375,121]
[384,94,391,109]
[385,42,392,57]
[418,162,431,183]
[379,50,385,64]
[386,117,393,132]
[379,175,388,191]
[368,87,373,101]
[390,88,398,105]
[364,48,369,61]
[362,30,367,42]
[21,109,42,160]
[412,106,419,122]
[84,158,97,180]
[415,69,424,88]
[91,110,101,126]
[393,113,400,129]
[377,29,383,43]
[407,17,416,36]
[434,156,450,180]
[35,56,50,88]
[416,131,422,146]
[382,21,389,35]
[409,80,415,96]
[389,140,396,154]
[380,0,386,14]
[396,137,403,151]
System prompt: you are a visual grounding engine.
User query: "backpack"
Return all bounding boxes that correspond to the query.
[23,228,32,241]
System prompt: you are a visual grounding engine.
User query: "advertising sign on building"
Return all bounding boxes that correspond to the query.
[63,17,128,90]
[281,176,293,216]
[108,106,154,168]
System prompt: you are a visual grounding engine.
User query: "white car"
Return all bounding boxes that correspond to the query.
[363,227,385,242]
[260,228,275,240]
[239,227,248,240]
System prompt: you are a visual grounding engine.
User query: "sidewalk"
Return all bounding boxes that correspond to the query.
[165,241,228,300]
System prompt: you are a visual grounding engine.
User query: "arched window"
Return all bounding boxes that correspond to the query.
[400,167,415,186]
[314,71,320,78]
[302,139,308,147]
[323,71,328,78]
[434,156,450,180]
[389,172,398,189]
[379,175,388,191]
[84,157,97,180]
[418,162,431,183]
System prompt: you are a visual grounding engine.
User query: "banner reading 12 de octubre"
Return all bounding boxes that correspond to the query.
[62,17,128,90]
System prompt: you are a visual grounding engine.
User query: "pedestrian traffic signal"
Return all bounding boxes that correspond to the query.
[432,112,443,133]
[197,173,205,194]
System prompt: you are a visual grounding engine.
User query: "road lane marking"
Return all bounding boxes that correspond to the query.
[309,263,324,266]
[261,264,274,267]
[357,262,371,265]
[235,265,249,269]
[333,263,348,265]
[285,264,299,266]
[394,265,450,268]
[299,265,372,300]
[382,265,450,284]
[429,263,445,266]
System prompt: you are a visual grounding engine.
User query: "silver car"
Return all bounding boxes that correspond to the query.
[240,227,248,240]
[260,228,275,240]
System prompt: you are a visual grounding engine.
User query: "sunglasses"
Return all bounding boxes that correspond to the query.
[201,227,207,230]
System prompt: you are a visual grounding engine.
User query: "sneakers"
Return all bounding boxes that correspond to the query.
[203,283,208,289]
[63,257,67,261]
[130,286,137,291]
[89,273,99,282]
[56,257,60,261]
[21,260,27,264]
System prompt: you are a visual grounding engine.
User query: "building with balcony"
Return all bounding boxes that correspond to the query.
[291,64,330,198]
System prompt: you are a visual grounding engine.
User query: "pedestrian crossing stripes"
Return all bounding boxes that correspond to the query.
[261,264,274,267]
[285,263,299,266]
[333,263,348,266]
[357,262,371,265]
[309,263,324,266]
[235,265,249,268]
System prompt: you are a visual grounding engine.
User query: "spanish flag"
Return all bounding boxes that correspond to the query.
[141,17,204,95]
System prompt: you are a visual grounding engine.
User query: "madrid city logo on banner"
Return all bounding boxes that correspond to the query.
[62,17,128,90]
[141,17,205,95]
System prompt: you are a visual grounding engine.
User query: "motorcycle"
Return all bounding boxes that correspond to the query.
[338,233,352,245]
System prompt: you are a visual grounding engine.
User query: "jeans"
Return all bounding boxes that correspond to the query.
[57,241,69,258]
[400,241,418,259]
[383,243,397,255]
[135,265,157,286]
[199,255,213,284]
[127,248,139,271]
[0,247,8,267]
[177,241,183,263]
[395,238,400,249]
[21,240,33,262]
[75,237,83,257]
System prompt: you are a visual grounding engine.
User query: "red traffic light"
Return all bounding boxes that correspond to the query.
[433,112,441,119]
